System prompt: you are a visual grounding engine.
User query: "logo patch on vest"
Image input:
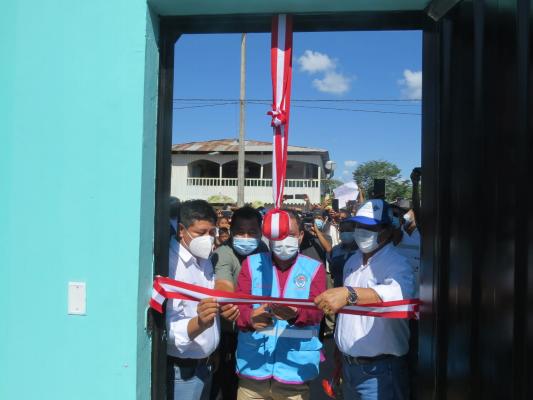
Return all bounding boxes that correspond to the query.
[294,274,308,288]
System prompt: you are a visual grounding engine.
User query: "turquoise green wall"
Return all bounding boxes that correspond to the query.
[0,1,158,399]
[0,1,427,399]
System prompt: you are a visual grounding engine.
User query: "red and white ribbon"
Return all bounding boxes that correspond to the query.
[268,14,293,208]
[150,276,420,319]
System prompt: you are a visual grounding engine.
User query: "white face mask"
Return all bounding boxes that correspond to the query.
[185,230,214,259]
[403,213,413,225]
[353,228,380,254]
[271,236,299,261]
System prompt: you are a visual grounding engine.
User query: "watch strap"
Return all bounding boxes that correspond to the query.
[346,286,358,305]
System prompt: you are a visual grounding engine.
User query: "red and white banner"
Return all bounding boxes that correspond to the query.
[268,14,293,208]
[262,14,294,241]
[150,276,420,319]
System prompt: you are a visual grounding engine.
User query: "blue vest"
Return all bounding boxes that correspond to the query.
[236,253,322,383]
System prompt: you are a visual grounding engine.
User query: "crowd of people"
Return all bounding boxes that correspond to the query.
[166,169,421,400]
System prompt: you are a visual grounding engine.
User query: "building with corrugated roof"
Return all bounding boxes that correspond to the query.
[171,138,331,205]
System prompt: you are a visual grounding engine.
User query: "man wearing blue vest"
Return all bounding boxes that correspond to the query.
[235,209,327,400]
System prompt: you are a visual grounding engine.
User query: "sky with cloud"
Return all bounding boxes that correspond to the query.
[172,30,421,181]
[297,50,353,95]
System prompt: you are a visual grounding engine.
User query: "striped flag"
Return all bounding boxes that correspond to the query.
[263,14,294,241]
[268,14,293,208]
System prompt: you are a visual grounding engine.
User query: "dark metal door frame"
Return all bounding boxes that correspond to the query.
[151,11,434,400]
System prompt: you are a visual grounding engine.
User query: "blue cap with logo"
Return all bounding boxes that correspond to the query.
[349,199,391,226]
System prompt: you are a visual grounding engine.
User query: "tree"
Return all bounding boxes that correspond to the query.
[207,195,235,204]
[323,178,344,195]
[352,160,411,202]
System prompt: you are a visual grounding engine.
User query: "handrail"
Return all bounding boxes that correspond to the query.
[186,177,319,188]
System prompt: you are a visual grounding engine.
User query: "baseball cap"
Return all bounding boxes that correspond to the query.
[391,198,411,211]
[349,199,391,226]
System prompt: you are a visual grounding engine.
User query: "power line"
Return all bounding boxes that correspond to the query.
[172,100,421,116]
[173,102,238,110]
[172,97,421,103]
[245,101,421,116]
[244,99,420,109]
[291,104,421,116]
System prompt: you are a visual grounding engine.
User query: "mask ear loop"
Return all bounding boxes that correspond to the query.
[179,224,196,249]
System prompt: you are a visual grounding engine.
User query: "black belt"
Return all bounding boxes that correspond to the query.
[343,354,396,365]
[167,355,213,368]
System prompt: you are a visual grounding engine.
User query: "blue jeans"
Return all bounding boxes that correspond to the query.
[342,356,409,400]
[167,362,213,400]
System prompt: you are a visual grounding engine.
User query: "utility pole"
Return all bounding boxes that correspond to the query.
[237,33,246,207]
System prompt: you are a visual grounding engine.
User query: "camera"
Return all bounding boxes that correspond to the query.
[301,212,314,231]
[221,210,233,218]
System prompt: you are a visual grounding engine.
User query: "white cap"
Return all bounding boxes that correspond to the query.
[350,199,391,226]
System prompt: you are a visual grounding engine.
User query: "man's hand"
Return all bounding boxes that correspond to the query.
[312,222,333,253]
[220,303,240,322]
[314,287,349,315]
[250,303,273,330]
[392,227,403,245]
[197,298,219,329]
[411,168,421,184]
[270,304,298,321]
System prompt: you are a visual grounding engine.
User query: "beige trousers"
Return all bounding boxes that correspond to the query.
[237,377,310,400]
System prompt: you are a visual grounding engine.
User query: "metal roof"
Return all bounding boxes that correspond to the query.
[172,138,328,155]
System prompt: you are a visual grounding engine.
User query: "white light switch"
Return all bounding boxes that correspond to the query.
[68,282,86,315]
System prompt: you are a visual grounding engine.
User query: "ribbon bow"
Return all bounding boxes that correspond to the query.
[267,108,287,127]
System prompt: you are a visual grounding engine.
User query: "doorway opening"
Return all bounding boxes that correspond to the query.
[152,13,432,400]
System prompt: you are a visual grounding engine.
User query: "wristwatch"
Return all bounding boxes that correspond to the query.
[346,286,358,305]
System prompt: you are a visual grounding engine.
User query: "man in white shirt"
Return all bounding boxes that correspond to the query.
[314,199,415,400]
[324,206,340,248]
[166,200,240,400]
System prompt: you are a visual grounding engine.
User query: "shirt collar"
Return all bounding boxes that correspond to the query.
[367,242,393,263]
[178,243,197,267]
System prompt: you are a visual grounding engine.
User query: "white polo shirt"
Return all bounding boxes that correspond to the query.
[335,243,415,358]
[166,240,220,359]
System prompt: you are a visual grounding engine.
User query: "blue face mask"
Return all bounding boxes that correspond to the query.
[340,231,355,244]
[314,219,324,230]
[233,237,259,256]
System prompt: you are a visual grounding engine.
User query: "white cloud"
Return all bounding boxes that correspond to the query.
[344,160,358,168]
[342,170,350,175]
[312,71,352,95]
[398,69,422,100]
[298,50,336,74]
[298,50,353,95]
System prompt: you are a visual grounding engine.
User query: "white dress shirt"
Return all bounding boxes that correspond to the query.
[166,240,220,359]
[335,243,415,357]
